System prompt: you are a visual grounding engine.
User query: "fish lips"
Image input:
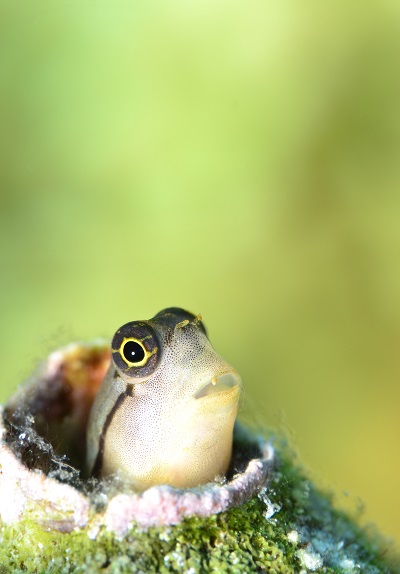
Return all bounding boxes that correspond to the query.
[194,371,242,400]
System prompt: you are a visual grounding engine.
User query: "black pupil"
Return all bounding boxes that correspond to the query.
[123,341,145,364]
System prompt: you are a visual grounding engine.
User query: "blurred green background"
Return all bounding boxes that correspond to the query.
[1,0,400,546]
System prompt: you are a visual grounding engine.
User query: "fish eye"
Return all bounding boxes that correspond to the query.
[121,339,146,366]
[112,321,161,378]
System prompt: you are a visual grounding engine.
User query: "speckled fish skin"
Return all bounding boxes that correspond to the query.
[86,308,242,491]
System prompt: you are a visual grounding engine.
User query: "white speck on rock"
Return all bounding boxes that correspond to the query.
[287,530,300,544]
[340,558,360,572]
[87,524,100,540]
[159,528,172,542]
[262,496,281,520]
[296,547,323,571]
[164,551,185,568]
[230,553,241,565]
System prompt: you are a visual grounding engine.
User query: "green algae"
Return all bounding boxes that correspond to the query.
[0,450,398,574]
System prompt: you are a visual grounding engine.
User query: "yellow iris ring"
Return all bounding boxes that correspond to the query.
[118,336,157,368]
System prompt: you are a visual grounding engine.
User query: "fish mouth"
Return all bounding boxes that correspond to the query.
[194,371,242,399]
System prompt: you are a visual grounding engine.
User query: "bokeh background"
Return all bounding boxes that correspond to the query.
[1,0,400,546]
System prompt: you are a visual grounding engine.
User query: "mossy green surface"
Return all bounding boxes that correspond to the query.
[0,451,398,574]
